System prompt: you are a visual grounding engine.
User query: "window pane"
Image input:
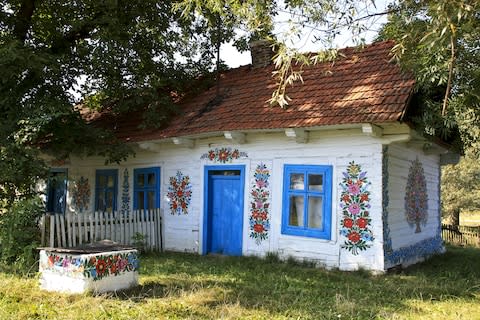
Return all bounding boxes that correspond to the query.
[289,195,304,226]
[308,174,323,192]
[107,175,114,188]
[97,193,105,211]
[138,191,144,210]
[308,196,323,229]
[147,191,155,209]
[147,173,155,186]
[106,191,114,212]
[290,174,304,190]
[137,174,145,187]
[98,175,106,187]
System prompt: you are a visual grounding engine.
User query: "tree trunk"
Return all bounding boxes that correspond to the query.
[450,207,460,227]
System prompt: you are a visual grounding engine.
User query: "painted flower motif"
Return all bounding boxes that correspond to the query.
[83,252,139,281]
[348,203,361,215]
[348,184,360,195]
[121,169,130,216]
[96,259,107,276]
[339,161,374,255]
[356,218,367,229]
[348,231,361,243]
[200,147,248,163]
[167,171,192,215]
[343,218,354,228]
[253,224,264,233]
[249,163,270,244]
[405,158,428,233]
[72,177,90,212]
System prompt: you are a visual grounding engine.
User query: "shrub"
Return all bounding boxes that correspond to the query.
[0,196,43,274]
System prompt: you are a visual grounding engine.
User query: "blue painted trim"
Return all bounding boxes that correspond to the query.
[385,235,444,266]
[94,169,118,211]
[281,165,332,239]
[133,167,161,210]
[382,146,394,266]
[202,165,246,255]
[46,168,68,214]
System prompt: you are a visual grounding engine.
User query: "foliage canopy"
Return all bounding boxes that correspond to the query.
[1,0,479,221]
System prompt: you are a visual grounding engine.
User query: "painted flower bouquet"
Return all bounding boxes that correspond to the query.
[339,161,374,255]
[249,163,271,244]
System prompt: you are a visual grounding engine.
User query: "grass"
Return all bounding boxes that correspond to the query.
[1,246,479,319]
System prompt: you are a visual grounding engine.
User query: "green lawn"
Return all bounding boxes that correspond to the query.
[1,246,479,320]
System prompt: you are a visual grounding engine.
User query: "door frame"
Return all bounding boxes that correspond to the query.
[202,165,246,255]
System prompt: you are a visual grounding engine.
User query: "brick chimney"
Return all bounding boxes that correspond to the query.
[249,39,275,68]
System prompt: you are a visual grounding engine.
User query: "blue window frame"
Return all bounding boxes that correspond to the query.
[47,168,68,214]
[95,169,118,212]
[133,167,160,210]
[282,165,332,239]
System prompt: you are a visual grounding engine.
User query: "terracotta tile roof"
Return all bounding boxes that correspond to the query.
[89,41,415,142]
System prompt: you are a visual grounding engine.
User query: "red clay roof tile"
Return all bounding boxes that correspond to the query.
[88,41,415,142]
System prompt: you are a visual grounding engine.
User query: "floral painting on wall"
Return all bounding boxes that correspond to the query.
[249,163,271,244]
[72,177,90,212]
[167,171,192,215]
[200,147,248,163]
[339,161,375,255]
[405,158,428,233]
[121,169,130,215]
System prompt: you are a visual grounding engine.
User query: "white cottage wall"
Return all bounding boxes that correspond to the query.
[62,127,397,271]
[384,143,444,269]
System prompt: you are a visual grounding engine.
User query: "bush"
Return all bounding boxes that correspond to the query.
[0,197,43,274]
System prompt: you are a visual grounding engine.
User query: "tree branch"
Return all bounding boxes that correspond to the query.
[13,0,36,42]
[51,12,106,54]
[442,34,456,116]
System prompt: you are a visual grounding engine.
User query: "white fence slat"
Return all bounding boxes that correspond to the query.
[66,213,71,247]
[82,213,87,242]
[118,214,123,243]
[150,210,155,250]
[55,214,61,247]
[87,213,92,243]
[41,209,162,251]
[59,214,66,247]
[72,214,77,247]
[49,215,54,247]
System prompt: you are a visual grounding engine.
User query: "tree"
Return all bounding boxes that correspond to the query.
[0,1,238,268]
[0,0,228,206]
[377,0,480,155]
[441,156,480,225]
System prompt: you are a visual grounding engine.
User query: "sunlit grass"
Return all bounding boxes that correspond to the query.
[0,246,479,319]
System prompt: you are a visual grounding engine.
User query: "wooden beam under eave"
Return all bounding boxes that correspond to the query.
[285,128,309,143]
[223,131,246,144]
[172,137,194,149]
[362,123,383,138]
[137,142,161,152]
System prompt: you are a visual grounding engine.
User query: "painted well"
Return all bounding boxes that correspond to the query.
[39,248,139,294]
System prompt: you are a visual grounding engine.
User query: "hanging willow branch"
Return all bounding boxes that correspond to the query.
[442,33,456,117]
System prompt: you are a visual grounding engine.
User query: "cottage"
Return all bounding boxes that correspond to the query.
[44,41,457,272]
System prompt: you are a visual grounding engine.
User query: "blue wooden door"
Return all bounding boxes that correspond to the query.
[207,170,244,256]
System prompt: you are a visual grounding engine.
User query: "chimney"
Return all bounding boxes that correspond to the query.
[249,39,275,68]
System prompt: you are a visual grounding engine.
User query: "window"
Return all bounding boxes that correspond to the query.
[134,167,160,210]
[47,169,68,214]
[95,169,118,212]
[282,165,332,239]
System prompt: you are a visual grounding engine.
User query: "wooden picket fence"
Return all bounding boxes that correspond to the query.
[39,209,163,252]
[442,224,480,247]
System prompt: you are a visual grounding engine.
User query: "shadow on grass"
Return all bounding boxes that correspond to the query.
[105,245,480,318]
